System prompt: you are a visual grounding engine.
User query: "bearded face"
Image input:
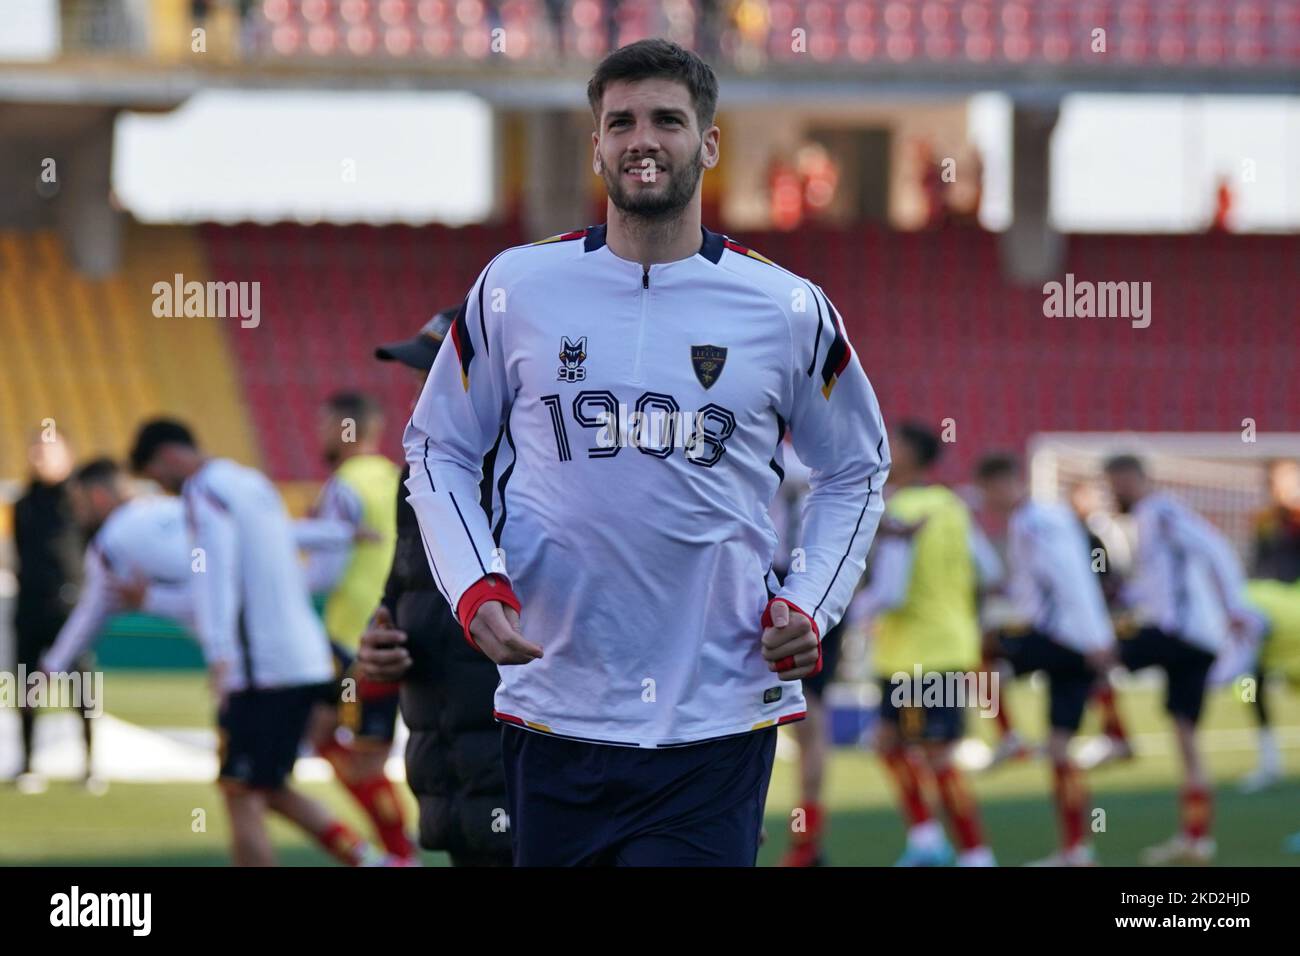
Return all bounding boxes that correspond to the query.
[593,78,717,223]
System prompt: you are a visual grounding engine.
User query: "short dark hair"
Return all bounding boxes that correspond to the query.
[587,39,719,132]
[898,421,942,469]
[130,419,197,473]
[1103,453,1146,477]
[975,453,1020,482]
[73,457,122,489]
[324,391,383,431]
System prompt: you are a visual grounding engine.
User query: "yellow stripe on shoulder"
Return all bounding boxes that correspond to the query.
[530,228,588,246]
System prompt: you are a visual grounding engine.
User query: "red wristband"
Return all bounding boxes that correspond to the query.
[456,574,522,651]
[763,598,822,677]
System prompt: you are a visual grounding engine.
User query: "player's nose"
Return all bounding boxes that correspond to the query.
[626,119,663,154]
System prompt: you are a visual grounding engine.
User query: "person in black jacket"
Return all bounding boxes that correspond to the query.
[357,309,512,866]
[9,431,99,793]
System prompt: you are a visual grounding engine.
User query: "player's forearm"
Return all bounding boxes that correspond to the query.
[787,483,890,633]
[40,604,108,673]
[292,517,355,551]
[403,455,502,615]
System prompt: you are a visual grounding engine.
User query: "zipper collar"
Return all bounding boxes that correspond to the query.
[591,224,726,286]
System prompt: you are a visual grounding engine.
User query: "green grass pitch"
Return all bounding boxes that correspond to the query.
[2,671,1297,866]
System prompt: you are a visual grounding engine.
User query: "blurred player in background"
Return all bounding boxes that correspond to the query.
[976,453,1117,866]
[983,478,1133,773]
[130,419,387,867]
[296,391,414,864]
[39,457,193,685]
[1105,454,1253,865]
[1232,578,1300,792]
[768,434,850,867]
[855,423,997,867]
[9,432,85,794]
[1238,459,1300,793]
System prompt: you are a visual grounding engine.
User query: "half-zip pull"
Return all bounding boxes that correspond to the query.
[632,267,650,383]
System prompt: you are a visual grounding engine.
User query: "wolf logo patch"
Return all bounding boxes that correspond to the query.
[558,336,588,383]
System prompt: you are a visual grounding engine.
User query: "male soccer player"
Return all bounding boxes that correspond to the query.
[9,432,84,793]
[1105,454,1253,865]
[39,459,194,685]
[854,423,996,867]
[130,419,386,867]
[768,437,852,867]
[1237,459,1300,792]
[404,39,889,866]
[298,391,414,863]
[975,453,1117,866]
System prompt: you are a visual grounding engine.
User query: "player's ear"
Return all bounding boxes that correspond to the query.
[592,131,603,174]
[701,124,720,170]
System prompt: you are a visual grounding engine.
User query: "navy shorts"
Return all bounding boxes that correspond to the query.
[327,642,400,743]
[1118,626,1216,724]
[998,630,1094,733]
[218,683,325,790]
[877,675,967,743]
[501,725,777,866]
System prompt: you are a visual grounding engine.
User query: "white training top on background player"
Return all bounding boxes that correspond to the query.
[853,522,1002,620]
[183,458,333,693]
[1005,499,1115,654]
[404,224,890,747]
[295,478,365,594]
[41,496,193,674]
[1126,491,1249,655]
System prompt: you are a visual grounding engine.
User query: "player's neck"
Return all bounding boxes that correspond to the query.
[604,199,703,269]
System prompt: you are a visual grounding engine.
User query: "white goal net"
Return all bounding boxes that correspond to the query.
[1027,431,1300,564]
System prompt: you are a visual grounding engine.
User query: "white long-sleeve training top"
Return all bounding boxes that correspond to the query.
[404,224,890,747]
[182,458,333,693]
[1005,499,1116,654]
[1125,491,1248,655]
[41,496,194,674]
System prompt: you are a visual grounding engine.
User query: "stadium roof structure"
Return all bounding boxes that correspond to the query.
[1,0,1298,107]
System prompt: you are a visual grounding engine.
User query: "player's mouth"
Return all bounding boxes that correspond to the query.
[622,162,666,180]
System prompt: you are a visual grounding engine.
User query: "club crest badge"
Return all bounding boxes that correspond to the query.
[557,336,588,383]
[691,345,727,390]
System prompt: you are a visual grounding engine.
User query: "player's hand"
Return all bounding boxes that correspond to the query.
[469,601,543,665]
[761,600,819,681]
[357,606,412,682]
[1227,609,1257,644]
[113,575,149,610]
